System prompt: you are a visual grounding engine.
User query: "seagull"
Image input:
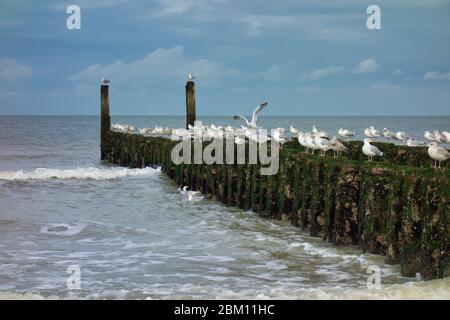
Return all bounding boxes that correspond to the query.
[233,102,268,129]
[427,142,450,168]
[305,133,318,154]
[383,128,397,140]
[290,126,299,135]
[442,131,450,144]
[273,128,288,145]
[188,73,196,81]
[424,131,437,142]
[369,126,381,138]
[396,131,411,142]
[101,77,110,85]
[406,138,425,147]
[338,128,356,139]
[297,132,309,153]
[178,186,202,201]
[234,136,245,144]
[177,186,189,194]
[433,130,445,143]
[329,137,347,157]
[362,138,383,161]
[187,190,202,201]
[314,135,330,156]
[312,126,329,138]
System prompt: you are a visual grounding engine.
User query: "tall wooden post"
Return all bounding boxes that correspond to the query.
[185,80,196,129]
[100,84,110,160]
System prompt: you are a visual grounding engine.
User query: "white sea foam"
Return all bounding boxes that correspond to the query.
[0,167,160,181]
[40,223,85,236]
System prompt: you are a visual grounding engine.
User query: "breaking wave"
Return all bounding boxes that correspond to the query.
[0,167,160,181]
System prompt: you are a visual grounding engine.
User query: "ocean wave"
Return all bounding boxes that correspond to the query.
[0,167,160,181]
[1,277,449,300]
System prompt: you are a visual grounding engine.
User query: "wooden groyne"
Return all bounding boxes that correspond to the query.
[99,84,449,280]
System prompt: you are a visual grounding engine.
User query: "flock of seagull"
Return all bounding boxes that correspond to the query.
[106,72,448,168]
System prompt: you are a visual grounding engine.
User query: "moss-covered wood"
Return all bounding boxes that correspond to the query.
[103,130,449,280]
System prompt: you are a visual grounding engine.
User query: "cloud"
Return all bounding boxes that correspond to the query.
[67,46,237,86]
[308,65,344,80]
[394,69,405,76]
[0,58,33,80]
[352,59,379,74]
[423,71,450,81]
[256,64,282,81]
[237,13,361,40]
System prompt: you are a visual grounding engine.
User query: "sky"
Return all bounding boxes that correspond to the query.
[1,0,450,115]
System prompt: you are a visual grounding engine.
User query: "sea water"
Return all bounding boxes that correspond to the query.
[0,116,448,299]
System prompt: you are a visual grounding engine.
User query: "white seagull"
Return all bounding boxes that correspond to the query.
[305,133,318,154]
[369,126,381,138]
[188,73,196,81]
[338,128,356,139]
[101,77,110,85]
[290,125,299,135]
[314,135,330,156]
[442,131,450,144]
[383,128,397,140]
[406,138,425,147]
[297,132,309,153]
[272,128,288,145]
[312,126,329,138]
[424,131,437,142]
[233,102,268,129]
[433,130,445,143]
[178,186,202,201]
[234,136,245,145]
[427,142,450,168]
[362,138,383,161]
[396,131,411,143]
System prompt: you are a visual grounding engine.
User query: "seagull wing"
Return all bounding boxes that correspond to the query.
[233,115,250,127]
[251,102,268,125]
[436,147,450,159]
[370,144,383,156]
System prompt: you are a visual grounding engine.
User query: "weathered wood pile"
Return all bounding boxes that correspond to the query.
[103,130,449,280]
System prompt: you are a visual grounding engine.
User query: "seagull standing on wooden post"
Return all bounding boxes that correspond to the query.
[362,138,383,161]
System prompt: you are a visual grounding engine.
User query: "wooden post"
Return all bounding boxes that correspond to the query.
[100,84,110,160]
[185,80,196,129]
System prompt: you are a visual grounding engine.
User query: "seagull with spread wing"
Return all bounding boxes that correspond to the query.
[233,102,268,129]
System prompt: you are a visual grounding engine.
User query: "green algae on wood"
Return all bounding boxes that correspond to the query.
[103,130,449,280]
